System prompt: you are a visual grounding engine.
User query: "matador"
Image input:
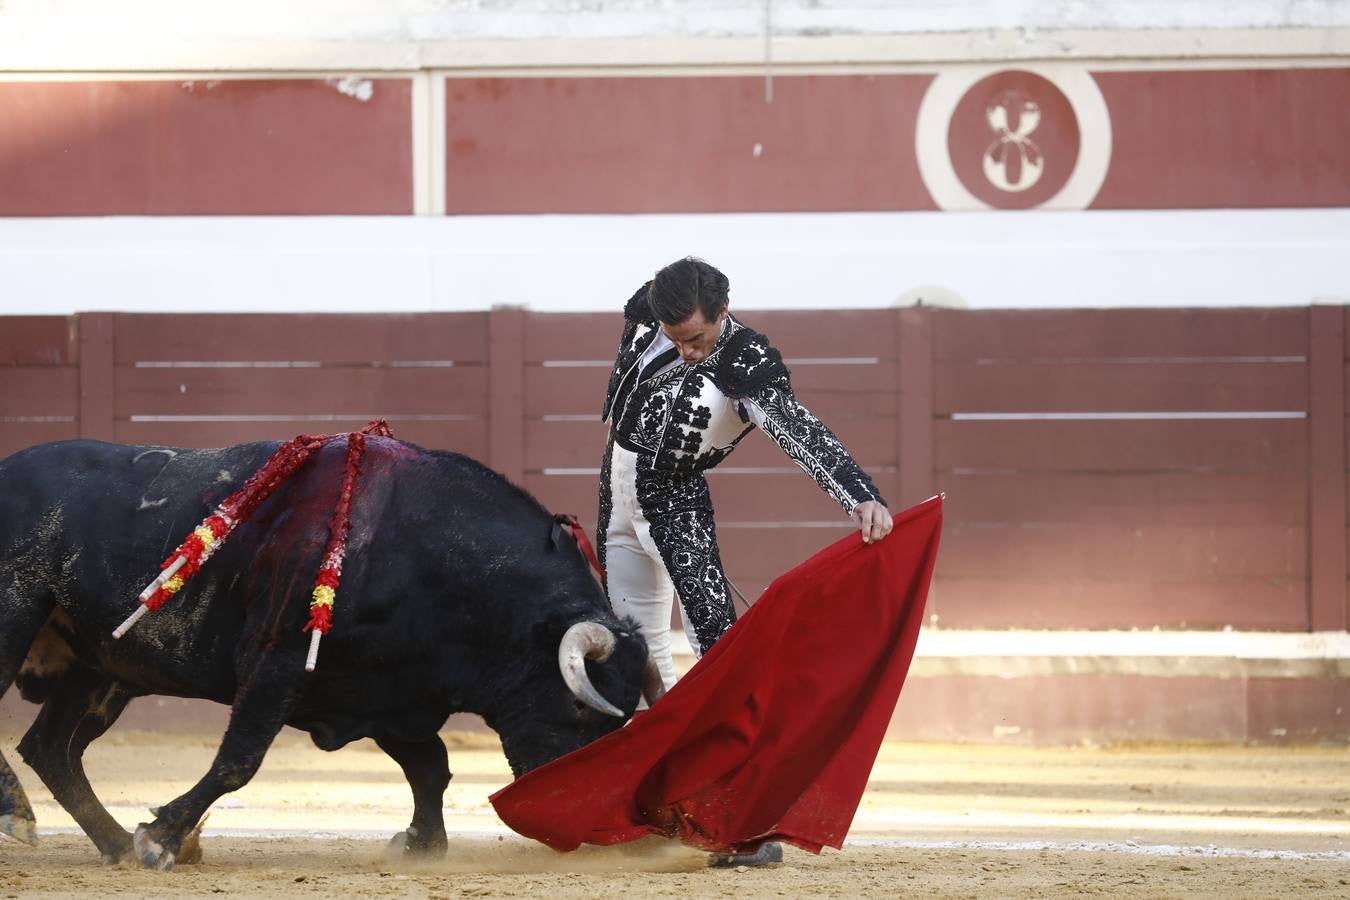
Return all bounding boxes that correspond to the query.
[597,257,894,691]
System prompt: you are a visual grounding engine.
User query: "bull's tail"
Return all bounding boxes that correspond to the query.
[0,586,53,844]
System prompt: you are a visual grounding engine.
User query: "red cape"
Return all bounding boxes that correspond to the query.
[490,495,943,855]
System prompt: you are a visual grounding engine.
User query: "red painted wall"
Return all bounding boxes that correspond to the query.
[0,79,413,215]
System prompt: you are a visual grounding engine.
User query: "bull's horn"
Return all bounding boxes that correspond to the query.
[558,622,623,718]
[641,655,666,706]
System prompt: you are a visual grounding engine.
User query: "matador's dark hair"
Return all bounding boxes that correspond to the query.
[647,257,729,325]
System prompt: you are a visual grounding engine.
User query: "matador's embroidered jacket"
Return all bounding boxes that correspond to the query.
[600,283,885,515]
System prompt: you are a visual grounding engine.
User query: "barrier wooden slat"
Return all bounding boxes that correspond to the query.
[1309,304,1347,630]
[523,471,902,527]
[523,310,898,362]
[116,367,486,416]
[710,470,901,519]
[488,306,526,483]
[933,308,1308,360]
[0,368,79,416]
[698,425,896,470]
[113,313,488,364]
[524,366,615,417]
[897,305,936,509]
[523,365,896,418]
[0,422,80,459]
[940,472,1307,526]
[527,312,900,362]
[936,419,1306,472]
[731,310,899,359]
[113,419,486,456]
[933,577,1308,630]
[784,362,897,393]
[716,525,863,578]
[935,360,1306,413]
[521,477,602,532]
[524,313,621,362]
[0,317,75,365]
[523,417,896,471]
[939,523,1305,579]
[523,421,608,471]
[78,313,115,441]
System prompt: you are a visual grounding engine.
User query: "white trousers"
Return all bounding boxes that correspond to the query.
[604,443,691,691]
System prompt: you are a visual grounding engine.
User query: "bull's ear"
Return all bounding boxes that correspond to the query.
[529,615,565,649]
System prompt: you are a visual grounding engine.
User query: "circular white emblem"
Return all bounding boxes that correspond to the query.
[915,64,1112,211]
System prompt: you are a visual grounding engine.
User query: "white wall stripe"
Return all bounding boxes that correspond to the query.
[428,71,447,217]
[411,71,432,216]
[3,211,1347,314]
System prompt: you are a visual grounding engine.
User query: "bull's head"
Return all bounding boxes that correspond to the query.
[558,621,665,717]
[494,619,664,778]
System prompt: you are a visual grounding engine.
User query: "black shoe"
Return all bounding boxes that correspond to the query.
[709,841,784,868]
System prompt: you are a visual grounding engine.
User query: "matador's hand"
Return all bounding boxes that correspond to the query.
[852,500,893,544]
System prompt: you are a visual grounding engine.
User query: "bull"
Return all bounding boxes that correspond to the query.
[0,436,660,868]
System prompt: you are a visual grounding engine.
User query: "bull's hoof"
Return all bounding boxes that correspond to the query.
[708,841,784,868]
[132,824,176,871]
[383,829,411,862]
[384,827,447,862]
[0,812,38,846]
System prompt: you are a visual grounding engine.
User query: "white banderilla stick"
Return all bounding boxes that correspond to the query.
[112,555,189,639]
[304,630,323,673]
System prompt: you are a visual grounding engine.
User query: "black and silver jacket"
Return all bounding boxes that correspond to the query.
[600,282,885,514]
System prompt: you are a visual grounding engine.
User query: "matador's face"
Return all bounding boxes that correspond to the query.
[659,305,728,365]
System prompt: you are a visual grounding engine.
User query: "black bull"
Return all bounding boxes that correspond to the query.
[0,437,659,868]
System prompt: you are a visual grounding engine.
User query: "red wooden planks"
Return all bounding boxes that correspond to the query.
[935,360,1306,414]
[939,522,1305,580]
[115,367,485,417]
[932,576,1308,630]
[113,419,485,456]
[937,419,1306,472]
[0,368,79,417]
[523,417,896,472]
[113,313,488,365]
[0,423,80,459]
[933,308,1308,361]
[939,471,1306,526]
[0,317,76,365]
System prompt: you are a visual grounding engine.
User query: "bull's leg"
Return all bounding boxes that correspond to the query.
[377,735,450,859]
[16,666,137,862]
[131,648,304,871]
[0,595,54,845]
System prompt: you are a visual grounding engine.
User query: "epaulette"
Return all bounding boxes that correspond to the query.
[623,281,654,322]
[712,326,789,399]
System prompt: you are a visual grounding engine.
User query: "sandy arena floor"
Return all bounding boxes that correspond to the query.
[2,729,1348,897]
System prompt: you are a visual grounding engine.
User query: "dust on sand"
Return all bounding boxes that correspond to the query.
[2,729,1348,898]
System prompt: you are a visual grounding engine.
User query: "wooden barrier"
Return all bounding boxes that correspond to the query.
[1,306,1345,634]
